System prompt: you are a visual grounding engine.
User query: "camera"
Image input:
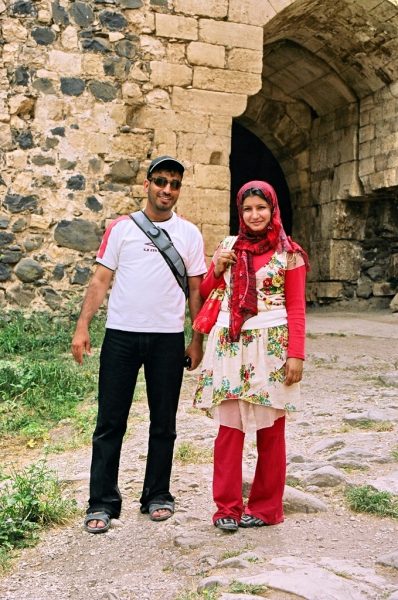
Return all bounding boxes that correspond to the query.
[184,355,192,368]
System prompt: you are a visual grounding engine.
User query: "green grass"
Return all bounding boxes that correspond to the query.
[343,420,394,432]
[0,357,98,439]
[0,310,107,442]
[0,310,105,358]
[174,590,219,600]
[0,461,78,572]
[345,485,398,519]
[174,441,213,464]
[228,580,268,594]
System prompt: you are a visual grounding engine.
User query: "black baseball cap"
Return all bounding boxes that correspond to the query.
[147,155,185,177]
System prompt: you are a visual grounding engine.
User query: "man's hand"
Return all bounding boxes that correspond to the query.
[71,324,91,365]
[70,264,113,365]
[284,357,303,386]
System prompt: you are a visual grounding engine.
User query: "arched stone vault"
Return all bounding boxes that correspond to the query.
[236,0,398,306]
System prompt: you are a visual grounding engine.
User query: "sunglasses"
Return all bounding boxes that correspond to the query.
[149,176,182,190]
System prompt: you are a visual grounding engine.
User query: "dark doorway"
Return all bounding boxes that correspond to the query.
[229,121,292,235]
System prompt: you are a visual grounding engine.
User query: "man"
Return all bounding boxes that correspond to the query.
[71,156,206,533]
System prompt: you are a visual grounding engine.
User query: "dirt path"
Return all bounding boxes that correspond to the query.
[1,309,398,600]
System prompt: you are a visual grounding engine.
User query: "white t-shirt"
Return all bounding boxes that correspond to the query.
[96,212,206,333]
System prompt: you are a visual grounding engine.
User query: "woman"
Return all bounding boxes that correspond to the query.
[194,180,309,532]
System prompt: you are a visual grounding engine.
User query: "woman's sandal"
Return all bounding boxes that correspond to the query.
[214,517,239,532]
[239,514,267,528]
[84,511,111,534]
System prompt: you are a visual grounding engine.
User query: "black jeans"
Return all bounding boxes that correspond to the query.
[88,328,185,518]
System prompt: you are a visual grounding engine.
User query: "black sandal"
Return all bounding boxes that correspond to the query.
[214,517,239,532]
[84,511,111,534]
[239,514,266,528]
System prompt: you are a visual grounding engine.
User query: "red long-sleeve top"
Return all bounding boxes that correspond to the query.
[200,251,306,359]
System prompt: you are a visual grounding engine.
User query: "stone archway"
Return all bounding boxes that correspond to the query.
[235,0,398,306]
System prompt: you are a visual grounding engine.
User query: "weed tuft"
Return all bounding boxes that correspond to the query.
[345,485,398,519]
[0,461,77,570]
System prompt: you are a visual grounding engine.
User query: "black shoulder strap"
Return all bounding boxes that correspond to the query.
[130,211,189,299]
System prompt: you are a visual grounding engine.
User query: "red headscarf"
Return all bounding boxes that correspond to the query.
[229,180,309,341]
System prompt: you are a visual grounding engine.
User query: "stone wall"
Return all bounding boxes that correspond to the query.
[1,0,398,312]
[304,84,398,306]
[0,0,269,310]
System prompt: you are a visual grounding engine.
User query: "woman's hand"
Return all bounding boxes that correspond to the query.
[214,250,237,278]
[284,357,303,386]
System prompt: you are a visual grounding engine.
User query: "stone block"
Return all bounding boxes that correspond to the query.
[5,149,27,170]
[209,114,233,136]
[368,168,398,190]
[386,150,398,169]
[194,164,230,190]
[330,200,367,241]
[388,254,398,279]
[309,240,362,281]
[166,42,186,64]
[145,89,171,109]
[10,172,33,194]
[193,66,260,95]
[174,0,228,18]
[390,293,398,312]
[0,123,12,149]
[332,162,363,199]
[130,106,209,133]
[153,128,177,158]
[82,54,105,77]
[176,189,200,224]
[34,97,65,122]
[359,140,375,160]
[48,50,82,75]
[358,156,375,177]
[306,282,344,302]
[155,14,198,41]
[2,19,28,42]
[228,0,278,25]
[150,61,192,87]
[359,125,375,144]
[359,109,372,127]
[30,215,53,229]
[179,132,230,165]
[187,42,225,68]
[61,25,79,49]
[359,124,375,144]
[140,35,165,59]
[199,19,262,50]
[226,48,262,75]
[110,132,152,157]
[330,240,362,281]
[202,223,229,257]
[195,188,230,225]
[373,282,395,297]
[172,87,247,116]
[68,131,111,154]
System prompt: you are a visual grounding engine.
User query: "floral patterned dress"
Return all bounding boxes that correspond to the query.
[194,251,301,431]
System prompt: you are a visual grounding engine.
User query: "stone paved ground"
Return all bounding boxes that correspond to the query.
[1,309,398,600]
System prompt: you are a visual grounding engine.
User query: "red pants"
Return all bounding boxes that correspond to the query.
[212,416,286,524]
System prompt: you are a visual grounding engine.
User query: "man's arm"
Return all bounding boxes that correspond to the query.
[184,274,204,371]
[71,264,114,364]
